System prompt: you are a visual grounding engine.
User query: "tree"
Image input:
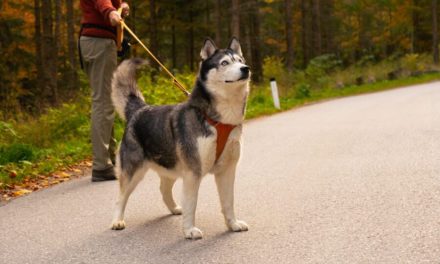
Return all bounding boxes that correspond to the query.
[187,0,195,70]
[284,0,294,71]
[215,0,222,45]
[248,0,262,82]
[34,0,43,101]
[301,0,311,66]
[149,0,158,67]
[321,0,335,54]
[433,0,439,64]
[231,0,240,38]
[53,0,61,103]
[312,0,322,57]
[66,0,79,91]
[41,0,58,105]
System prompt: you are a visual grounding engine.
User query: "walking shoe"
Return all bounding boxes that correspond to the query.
[92,167,116,182]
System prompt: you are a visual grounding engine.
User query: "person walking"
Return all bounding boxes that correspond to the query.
[79,0,129,182]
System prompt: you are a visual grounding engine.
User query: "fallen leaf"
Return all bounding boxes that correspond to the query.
[59,172,70,178]
[9,170,17,178]
[13,189,32,197]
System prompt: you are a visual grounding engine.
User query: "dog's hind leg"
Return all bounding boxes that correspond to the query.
[182,175,203,239]
[159,176,182,215]
[111,165,147,230]
[215,165,248,232]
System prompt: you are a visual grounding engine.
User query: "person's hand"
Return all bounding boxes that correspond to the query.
[121,2,130,18]
[109,10,122,26]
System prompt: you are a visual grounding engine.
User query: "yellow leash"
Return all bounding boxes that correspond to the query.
[116,11,190,96]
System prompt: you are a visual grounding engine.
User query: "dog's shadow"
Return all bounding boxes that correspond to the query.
[91,213,244,260]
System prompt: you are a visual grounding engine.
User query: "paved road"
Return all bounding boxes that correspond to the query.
[1,82,440,264]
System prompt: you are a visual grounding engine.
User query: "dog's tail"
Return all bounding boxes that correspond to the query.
[111,58,148,121]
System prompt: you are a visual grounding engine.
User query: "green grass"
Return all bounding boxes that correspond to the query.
[1,71,439,188]
[246,72,440,119]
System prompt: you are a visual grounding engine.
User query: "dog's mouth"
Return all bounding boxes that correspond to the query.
[225,75,249,83]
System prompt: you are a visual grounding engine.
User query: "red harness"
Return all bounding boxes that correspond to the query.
[205,115,237,162]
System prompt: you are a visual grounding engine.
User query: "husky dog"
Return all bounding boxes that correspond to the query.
[110,38,250,239]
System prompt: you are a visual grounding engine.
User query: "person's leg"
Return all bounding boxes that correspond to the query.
[80,36,117,180]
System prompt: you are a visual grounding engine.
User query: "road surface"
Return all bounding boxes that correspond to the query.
[1,82,440,263]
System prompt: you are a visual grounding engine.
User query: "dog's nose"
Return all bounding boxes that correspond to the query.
[240,66,250,74]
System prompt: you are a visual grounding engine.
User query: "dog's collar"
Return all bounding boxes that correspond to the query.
[204,113,237,163]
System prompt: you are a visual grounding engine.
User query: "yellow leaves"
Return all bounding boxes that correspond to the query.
[1,158,92,202]
[55,172,71,179]
[12,189,32,197]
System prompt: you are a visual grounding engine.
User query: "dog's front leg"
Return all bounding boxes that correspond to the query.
[215,165,248,232]
[182,175,203,239]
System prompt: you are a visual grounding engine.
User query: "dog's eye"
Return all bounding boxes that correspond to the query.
[238,59,243,63]
[221,61,229,66]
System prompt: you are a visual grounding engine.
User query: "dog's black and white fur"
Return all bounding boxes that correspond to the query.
[110,38,250,239]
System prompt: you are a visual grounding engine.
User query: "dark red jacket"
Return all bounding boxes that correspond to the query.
[80,0,122,40]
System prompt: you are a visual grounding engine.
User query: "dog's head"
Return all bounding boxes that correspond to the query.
[198,37,251,92]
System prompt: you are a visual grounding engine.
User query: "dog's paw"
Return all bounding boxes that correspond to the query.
[111,220,126,230]
[170,206,182,215]
[228,220,249,232]
[184,227,203,240]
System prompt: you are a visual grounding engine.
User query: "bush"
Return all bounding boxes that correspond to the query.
[0,143,35,165]
[262,56,295,96]
[294,83,311,99]
[306,54,342,78]
[262,56,286,82]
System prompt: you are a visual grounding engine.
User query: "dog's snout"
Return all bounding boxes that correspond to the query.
[240,66,250,74]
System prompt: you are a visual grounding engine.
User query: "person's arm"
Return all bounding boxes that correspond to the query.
[94,0,116,21]
[94,0,125,26]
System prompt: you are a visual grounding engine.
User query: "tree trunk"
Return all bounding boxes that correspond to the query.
[131,0,137,57]
[321,0,334,54]
[215,0,222,45]
[301,0,310,67]
[172,23,176,69]
[231,0,240,38]
[433,0,439,64]
[41,0,57,105]
[284,0,294,71]
[53,0,61,104]
[149,0,159,71]
[311,0,321,57]
[66,0,78,91]
[205,0,210,36]
[189,3,194,71]
[34,0,44,107]
[248,0,262,82]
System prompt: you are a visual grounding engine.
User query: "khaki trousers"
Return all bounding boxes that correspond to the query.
[80,36,117,171]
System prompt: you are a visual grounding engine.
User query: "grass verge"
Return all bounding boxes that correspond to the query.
[246,72,440,119]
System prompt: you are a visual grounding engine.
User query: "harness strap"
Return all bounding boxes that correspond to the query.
[205,115,237,162]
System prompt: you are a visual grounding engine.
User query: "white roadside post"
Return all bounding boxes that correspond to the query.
[270,78,281,109]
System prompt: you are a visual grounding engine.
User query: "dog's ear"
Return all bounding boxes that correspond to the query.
[200,38,217,60]
[228,37,242,57]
